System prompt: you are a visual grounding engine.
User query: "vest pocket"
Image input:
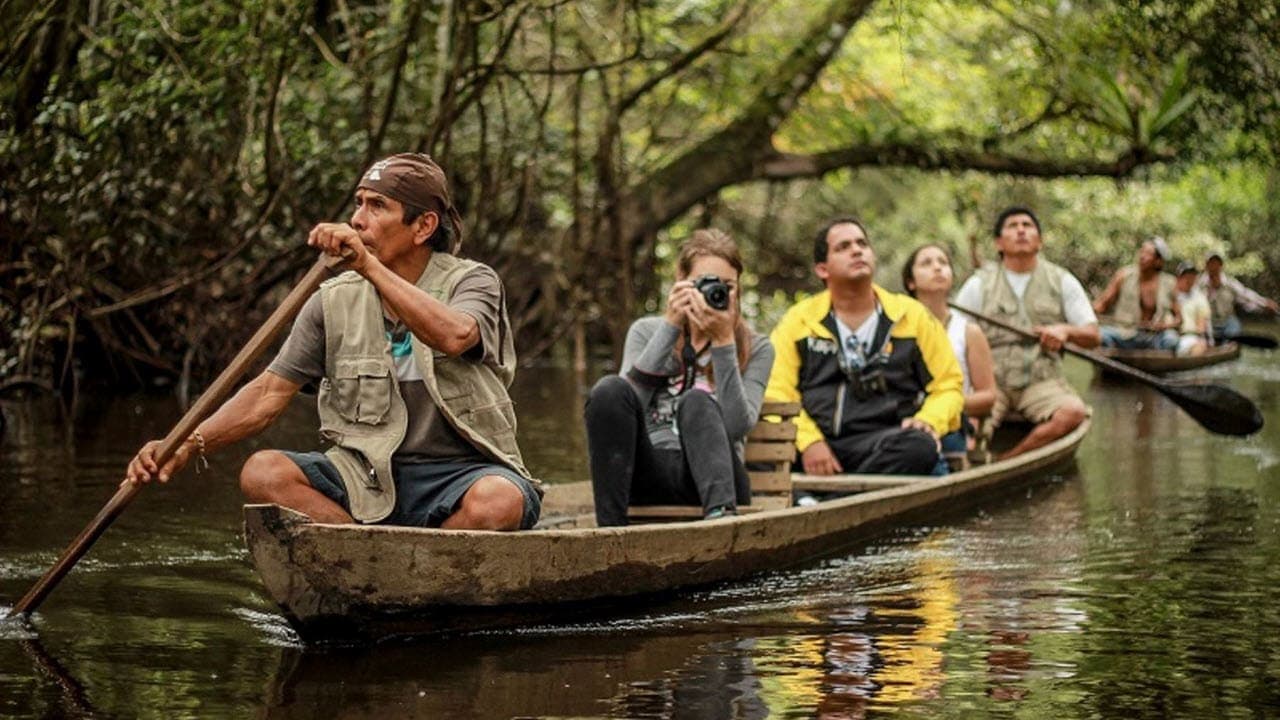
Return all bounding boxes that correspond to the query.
[458,400,518,447]
[1029,296,1059,319]
[334,359,393,425]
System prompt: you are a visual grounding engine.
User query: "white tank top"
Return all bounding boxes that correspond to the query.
[946,312,972,395]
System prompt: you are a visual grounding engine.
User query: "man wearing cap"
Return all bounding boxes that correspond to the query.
[1091,237,1181,351]
[1174,262,1212,356]
[1199,252,1280,340]
[953,206,1099,460]
[124,153,542,531]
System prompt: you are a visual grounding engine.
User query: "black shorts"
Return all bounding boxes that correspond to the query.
[282,451,541,529]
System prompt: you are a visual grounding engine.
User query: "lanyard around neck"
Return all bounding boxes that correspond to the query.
[679,328,712,394]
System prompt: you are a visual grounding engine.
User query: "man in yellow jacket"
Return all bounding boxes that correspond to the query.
[766,218,963,476]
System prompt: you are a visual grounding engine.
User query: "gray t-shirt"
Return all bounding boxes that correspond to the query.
[268,265,504,463]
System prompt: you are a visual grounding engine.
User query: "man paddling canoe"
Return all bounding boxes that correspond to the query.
[953,206,1100,460]
[1199,251,1280,341]
[124,153,541,530]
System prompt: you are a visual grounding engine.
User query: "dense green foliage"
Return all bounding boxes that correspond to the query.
[2,0,1277,391]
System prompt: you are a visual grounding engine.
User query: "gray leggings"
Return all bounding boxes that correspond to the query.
[585,375,750,527]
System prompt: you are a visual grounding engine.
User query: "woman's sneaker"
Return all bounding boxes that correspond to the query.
[703,505,737,520]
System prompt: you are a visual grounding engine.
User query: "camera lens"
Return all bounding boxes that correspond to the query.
[694,275,731,310]
[706,286,729,309]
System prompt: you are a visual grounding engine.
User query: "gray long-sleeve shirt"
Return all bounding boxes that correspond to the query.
[621,316,774,452]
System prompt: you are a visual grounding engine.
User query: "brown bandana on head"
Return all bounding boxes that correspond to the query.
[358,153,464,252]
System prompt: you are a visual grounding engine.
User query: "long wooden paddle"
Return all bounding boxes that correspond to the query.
[8,253,346,617]
[950,303,1264,437]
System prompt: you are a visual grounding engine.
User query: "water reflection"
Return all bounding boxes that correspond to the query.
[262,632,774,719]
[2,352,1280,718]
[254,486,1081,719]
[17,637,102,720]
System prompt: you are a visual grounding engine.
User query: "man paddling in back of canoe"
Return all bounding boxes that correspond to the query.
[1199,251,1280,341]
[953,207,1099,460]
[125,153,542,530]
[765,218,963,481]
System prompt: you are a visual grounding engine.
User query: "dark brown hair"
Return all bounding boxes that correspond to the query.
[901,243,951,297]
[813,217,869,263]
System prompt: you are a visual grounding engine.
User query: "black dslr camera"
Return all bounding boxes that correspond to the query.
[693,274,731,310]
[847,355,890,400]
[838,340,890,400]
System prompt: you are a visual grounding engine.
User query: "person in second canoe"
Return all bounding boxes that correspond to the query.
[1091,237,1181,352]
[765,218,963,479]
[953,206,1098,460]
[584,229,774,526]
[902,243,997,466]
[1174,262,1212,357]
[1199,251,1280,340]
[125,153,542,531]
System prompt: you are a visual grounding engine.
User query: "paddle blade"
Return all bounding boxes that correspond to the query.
[1225,334,1278,350]
[1164,382,1264,436]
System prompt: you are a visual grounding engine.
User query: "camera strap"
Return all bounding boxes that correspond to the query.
[833,307,892,377]
[679,327,711,395]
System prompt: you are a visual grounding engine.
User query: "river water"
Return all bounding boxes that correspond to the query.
[2,350,1279,718]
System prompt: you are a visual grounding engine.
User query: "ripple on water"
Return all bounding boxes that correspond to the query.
[1206,358,1280,383]
[230,608,302,647]
[0,609,38,641]
[0,547,247,581]
[498,611,716,638]
[1229,441,1280,470]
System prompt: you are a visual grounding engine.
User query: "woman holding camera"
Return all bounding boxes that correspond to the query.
[902,243,996,461]
[585,229,774,526]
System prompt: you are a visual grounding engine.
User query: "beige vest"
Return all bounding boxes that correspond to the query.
[978,259,1067,391]
[1111,267,1176,338]
[316,252,530,523]
[1206,280,1237,322]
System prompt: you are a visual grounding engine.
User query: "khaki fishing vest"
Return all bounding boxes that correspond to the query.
[978,260,1067,391]
[1206,280,1236,323]
[316,252,530,523]
[1111,267,1176,338]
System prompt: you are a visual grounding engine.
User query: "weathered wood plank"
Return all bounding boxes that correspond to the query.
[627,504,771,520]
[748,469,793,493]
[244,418,1091,641]
[747,421,797,441]
[1097,341,1239,374]
[791,474,925,492]
[759,401,801,417]
[744,443,796,463]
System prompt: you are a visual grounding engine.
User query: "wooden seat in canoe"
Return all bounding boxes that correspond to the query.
[627,401,801,521]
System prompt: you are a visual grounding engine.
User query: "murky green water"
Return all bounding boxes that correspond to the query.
[3,350,1279,718]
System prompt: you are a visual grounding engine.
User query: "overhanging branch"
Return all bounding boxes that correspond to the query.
[759,142,1173,180]
[622,0,878,235]
[616,0,751,114]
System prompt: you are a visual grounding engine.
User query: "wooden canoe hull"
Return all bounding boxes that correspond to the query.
[1097,342,1239,374]
[244,420,1089,641]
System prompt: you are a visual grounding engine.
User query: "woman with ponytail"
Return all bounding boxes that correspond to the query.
[902,243,996,463]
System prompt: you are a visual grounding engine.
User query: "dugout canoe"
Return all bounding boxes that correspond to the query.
[243,419,1090,642]
[1096,341,1239,375]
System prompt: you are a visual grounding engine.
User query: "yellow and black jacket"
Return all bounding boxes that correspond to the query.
[765,286,963,453]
